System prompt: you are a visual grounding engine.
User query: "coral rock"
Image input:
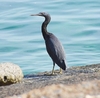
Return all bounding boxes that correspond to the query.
[0,62,23,86]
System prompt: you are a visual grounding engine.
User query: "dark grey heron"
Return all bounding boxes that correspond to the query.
[31,12,67,74]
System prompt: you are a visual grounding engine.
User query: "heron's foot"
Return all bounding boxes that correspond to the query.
[51,70,62,74]
[43,69,62,76]
[51,71,59,75]
[53,69,62,74]
[52,70,55,75]
[44,72,56,76]
[59,68,62,74]
[44,71,59,76]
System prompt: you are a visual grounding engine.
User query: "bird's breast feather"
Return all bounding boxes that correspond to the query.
[45,34,66,60]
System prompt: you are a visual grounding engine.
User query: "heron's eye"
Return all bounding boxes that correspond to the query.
[42,12,46,15]
[39,12,43,15]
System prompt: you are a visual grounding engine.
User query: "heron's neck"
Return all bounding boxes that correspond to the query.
[42,16,51,39]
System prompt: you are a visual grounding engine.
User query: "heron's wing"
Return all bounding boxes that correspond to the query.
[45,33,66,70]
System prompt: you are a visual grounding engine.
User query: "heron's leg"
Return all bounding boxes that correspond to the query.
[52,62,55,75]
[59,68,62,74]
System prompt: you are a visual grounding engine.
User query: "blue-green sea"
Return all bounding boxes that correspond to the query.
[0,0,100,75]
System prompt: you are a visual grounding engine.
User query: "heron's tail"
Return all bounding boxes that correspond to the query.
[58,60,66,70]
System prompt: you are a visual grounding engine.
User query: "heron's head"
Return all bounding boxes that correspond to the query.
[31,12,51,22]
[31,12,50,17]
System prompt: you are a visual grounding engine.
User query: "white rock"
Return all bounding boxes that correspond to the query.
[0,62,23,86]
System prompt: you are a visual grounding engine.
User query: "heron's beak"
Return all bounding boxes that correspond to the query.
[31,13,41,16]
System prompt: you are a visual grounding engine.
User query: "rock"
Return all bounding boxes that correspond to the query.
[6,80,100,98]
[1,63,100,98]
[0,62,23,86]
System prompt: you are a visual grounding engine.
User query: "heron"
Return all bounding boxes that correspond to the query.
[31,12,67,75]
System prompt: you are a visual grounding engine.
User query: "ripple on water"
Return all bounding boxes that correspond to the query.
[0,0,100,74]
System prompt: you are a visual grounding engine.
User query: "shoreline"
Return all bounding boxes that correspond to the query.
[0,63,100,98]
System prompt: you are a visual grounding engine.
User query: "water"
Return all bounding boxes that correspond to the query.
[0,0,100,75]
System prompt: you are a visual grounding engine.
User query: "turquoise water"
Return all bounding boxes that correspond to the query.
[0,0,100,75]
